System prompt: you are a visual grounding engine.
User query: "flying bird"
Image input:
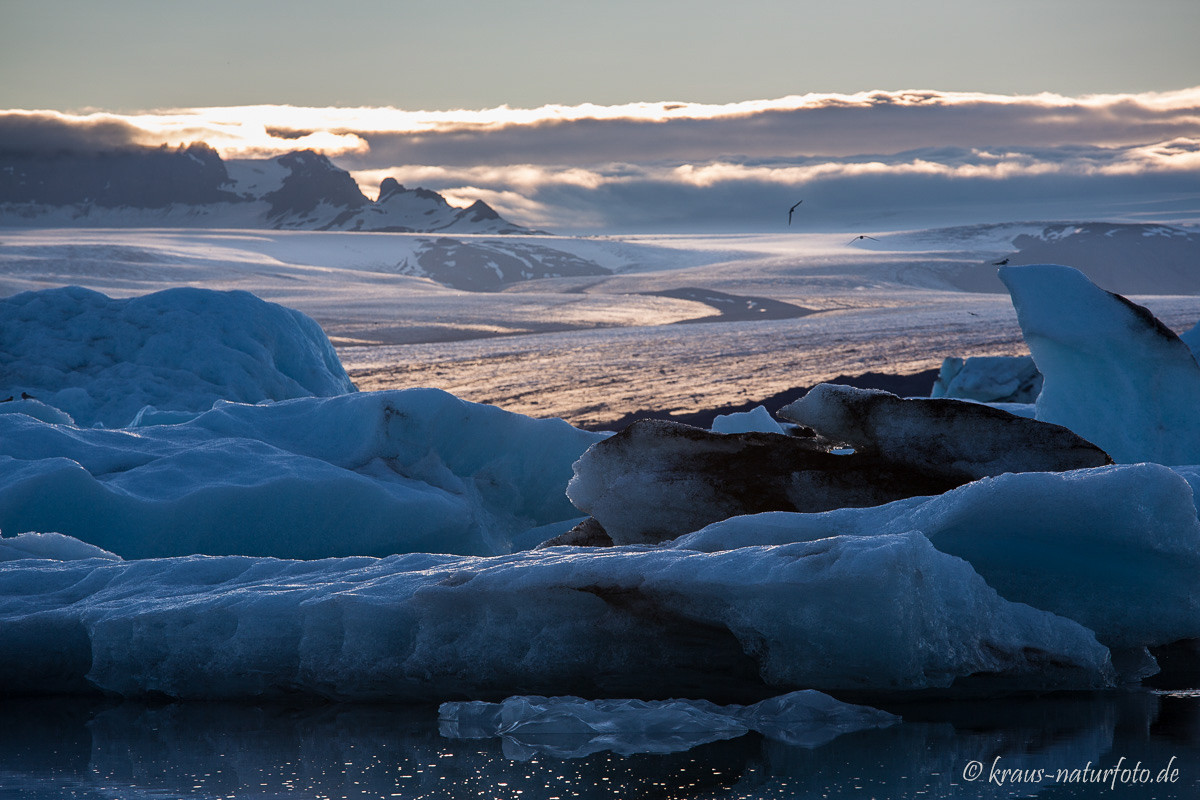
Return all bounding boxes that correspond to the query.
[992,258,1010,266]
[788,200,803,225]
[847,235,879,244]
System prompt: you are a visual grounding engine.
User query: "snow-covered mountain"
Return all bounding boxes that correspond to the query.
[0,144,538,234]
[1001,223,1200,295]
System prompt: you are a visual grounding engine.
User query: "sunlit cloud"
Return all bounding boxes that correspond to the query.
[3,88,1198,231]
[5,87,1199,160]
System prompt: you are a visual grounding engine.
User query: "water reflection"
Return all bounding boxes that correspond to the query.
[3,691,1200,799]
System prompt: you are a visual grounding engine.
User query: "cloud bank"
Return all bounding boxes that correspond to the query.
[3,88,1198,231]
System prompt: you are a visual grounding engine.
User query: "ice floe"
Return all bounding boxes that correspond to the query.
[0,530,1112,699]
[930,355,1042,404]
[438,690,899,757]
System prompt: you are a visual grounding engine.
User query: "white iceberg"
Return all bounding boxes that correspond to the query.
[999,264,1200,464]
[0,388,603,558]
[930,355,1042,404]
[0,285,355,428]
[0,530,1112,700]
[710,405,786,435]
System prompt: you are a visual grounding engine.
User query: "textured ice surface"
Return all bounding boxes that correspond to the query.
[0,531,1112,699]
[1000,264,1200,464]
[675,463,1200,654]
[0,389,603,558]
[0,532,120,563]
[930,355,1042,403]
[0,286,354,428]
[0,396,74,424]
[438,690,898,757]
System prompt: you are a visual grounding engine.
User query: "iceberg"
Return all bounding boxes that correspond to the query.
[438,690,898,757]
[568,391,1109,545]
[0,530,1112,700]
[0,285,355,428]
[0,389,603,558]
[566,419,957,546]
[675,463,1200,655]
[930,355,1042,404]
[710,405,786,434]
[999,264,1200,464]
[779,383,1110,481]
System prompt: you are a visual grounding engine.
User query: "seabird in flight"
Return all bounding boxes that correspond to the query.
[847,235,879,244]
[992,258,1010,266]
[788,200,803,225]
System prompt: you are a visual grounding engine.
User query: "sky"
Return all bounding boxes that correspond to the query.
[2,0,1199,232]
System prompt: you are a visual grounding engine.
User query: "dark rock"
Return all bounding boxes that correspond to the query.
[462,199,500,220]
[266,150,368,222]
[377,177,404,202]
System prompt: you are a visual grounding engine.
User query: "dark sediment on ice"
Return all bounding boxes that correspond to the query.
[588,369,941,432]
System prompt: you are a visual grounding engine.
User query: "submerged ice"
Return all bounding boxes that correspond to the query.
[438,690,899,757]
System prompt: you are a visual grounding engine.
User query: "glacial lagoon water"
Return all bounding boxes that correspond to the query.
[4,691,1200,799]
